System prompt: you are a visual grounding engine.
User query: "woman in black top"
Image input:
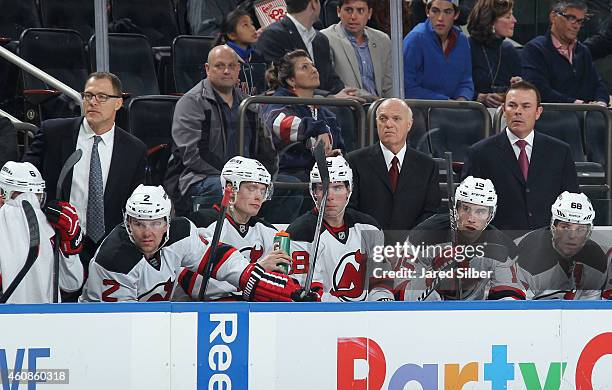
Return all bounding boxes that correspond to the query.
[467,0,522,107]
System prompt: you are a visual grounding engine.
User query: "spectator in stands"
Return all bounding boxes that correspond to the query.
[403,0,474,100]
[522,0,609,105]
[256,0,362,100]
[23,72,146,281]
[409,0,477,31]
[370,0,413,36]
[462,80,579,236]
[321,0,393,101]
[261,49,344,181]
[347,98,441,242]
[166,45,272,216]
[467,0,523,107]
[585,14,612,60]
[213,9,267,95]
[187,0,243,36]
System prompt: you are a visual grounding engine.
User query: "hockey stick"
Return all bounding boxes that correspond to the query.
[0,200,41,303]
[419,151,457,301]
[52,148,83,303]
[303,141,330,293]
[197,185,233,301]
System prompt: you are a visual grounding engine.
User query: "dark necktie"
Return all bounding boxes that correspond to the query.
[515,139,529,181]
[87,135,105,243]
[389,156,399,193]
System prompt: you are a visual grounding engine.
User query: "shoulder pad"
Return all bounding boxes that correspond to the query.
[188,208,218,228]
[344,208,381,230]
[166,217,193,246]
[94,226,143,274]
[287,212,318,242]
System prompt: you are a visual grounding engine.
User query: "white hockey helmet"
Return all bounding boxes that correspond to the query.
[309,155,353,205]
[454,176,497,222]
[0,161,46,204]
[124,185,172,249]
[550,191,595,227]
[220,156,273,200]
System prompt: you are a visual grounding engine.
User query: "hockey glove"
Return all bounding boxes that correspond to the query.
[240,263,307,302]
[44,200,83,255]
[291,285,323,302]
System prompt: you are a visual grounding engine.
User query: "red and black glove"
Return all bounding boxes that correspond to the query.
[291,285,323,302]
[44,200,83,255]
[240,263,321,302]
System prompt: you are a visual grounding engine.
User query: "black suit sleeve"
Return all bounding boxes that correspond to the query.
[419,159,441,222]
[128,144,147,193]
[560,144,579,193]
[346,152,360,210]
[256,27,288,65]
[461,146,481,181]
[21,122,47,168]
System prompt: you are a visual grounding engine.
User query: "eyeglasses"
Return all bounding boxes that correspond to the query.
[211,62,239,72]
[555,11,589,26]
[81,92,122,103]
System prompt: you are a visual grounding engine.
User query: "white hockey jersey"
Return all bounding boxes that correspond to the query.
[0,193,83,303]
[516,228,608,300]
[287,208,393,302]
[396,214,525,301]
[80,218,252,302]
[176,207,278,300]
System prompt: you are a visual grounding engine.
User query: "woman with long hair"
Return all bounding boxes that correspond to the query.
[261,50,344,181]
[468,0,522,107]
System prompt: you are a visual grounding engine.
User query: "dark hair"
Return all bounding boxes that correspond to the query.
[504,80,542,106]
[265,49,311,90]
[467,0,514,44]
[87,71,122,95]
[551,0,588,13]
[286,0,313,13]
[337,0,373,8]
[426,0,459,13]
[212,9,253,47]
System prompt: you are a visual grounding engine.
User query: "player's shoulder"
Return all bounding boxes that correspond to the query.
[344,208,381,230]
[517,228,558,274]
[94,225,144,274]
[250,216,277,231]
[287,211,318,242]
[579,239,608,272]
[166,217,194,246]
[410,213,450,245]
[188,208,218,228]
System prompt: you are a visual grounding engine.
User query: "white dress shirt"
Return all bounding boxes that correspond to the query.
[70,119,115,233]
[380,142,407,172]
[506,127,534,162]
[286,14,317,60]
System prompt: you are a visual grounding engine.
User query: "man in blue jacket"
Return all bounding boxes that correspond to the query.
[402,0,474,100]
[522,0,609,105]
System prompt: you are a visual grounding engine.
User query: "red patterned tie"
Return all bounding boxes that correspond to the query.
[515,139,529,181]
[389,156,399,192]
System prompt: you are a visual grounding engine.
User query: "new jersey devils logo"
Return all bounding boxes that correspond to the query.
[331,250,367,301]
[240,244,264,263]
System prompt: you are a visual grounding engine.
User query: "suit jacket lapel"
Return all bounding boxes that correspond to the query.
[60,117,82,199]
[494,131,525,185]
[395,148,416,194]
[334,24,362,88]
[282,17,309,54]
[366,27,384,95]
[527,132,546,184]
[367,144,392,192]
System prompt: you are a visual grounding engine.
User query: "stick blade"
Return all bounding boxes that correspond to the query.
[313,141,329,186]
[21,200,40,248]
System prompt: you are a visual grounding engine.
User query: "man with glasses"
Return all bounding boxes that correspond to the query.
[166,45,273,216]
[402,0,474,100]
[516,192,609,300]
[522,0,609,105]
[23,72,147,295]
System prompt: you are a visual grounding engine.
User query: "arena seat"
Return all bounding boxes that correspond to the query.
[172,35,214,94]
[535,110,586,162]
[128,95,179,185]
[584,109,609,167]
[19,28,87,122]
[89,33,160,97]
[39,0,95,42]
[110,0,179,47]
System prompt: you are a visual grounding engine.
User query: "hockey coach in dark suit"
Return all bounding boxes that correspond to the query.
[347,98,441,240]
[462,80,578,235]
[24,72,146,265]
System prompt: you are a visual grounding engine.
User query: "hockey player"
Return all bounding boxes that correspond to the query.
[396,176,525,301]
[517,192,608,300]
[80,184,313,302]
[0,161,84,303]
[287,155,394,302]
[180,156,291,300]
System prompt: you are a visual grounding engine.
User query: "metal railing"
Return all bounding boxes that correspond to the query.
[493,103,612,197]
[0,45,83,115]
[367,99,492,145]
